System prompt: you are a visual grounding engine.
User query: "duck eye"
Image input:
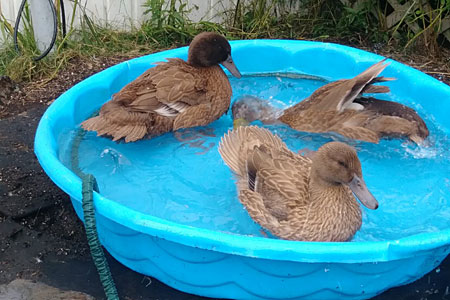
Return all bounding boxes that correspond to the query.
[338,160,347,167]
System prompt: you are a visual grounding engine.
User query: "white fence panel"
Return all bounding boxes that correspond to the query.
[0,0,235,45]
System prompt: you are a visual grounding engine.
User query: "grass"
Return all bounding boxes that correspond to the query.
[0,27,155,82]
[0,1,157,82]
[0,0,449,83]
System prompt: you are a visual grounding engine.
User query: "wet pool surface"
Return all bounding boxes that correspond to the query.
[60,75,450,242]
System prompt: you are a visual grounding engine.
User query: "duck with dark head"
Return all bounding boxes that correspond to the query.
[82,32,241,142]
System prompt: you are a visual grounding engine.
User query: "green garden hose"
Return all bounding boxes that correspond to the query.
[71,116,119,300]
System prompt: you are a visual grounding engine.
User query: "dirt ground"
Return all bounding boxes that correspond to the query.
[0,44,449,300]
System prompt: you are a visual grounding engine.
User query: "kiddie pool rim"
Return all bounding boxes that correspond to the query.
[34,39,450,264]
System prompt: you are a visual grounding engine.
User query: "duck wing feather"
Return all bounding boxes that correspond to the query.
[124,58,208,117]
[294,59,395,113]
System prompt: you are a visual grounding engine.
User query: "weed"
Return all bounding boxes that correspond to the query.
[402,0,450,55]
[141,0,225,47]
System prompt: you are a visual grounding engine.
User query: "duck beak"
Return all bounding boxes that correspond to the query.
[348,175,378,210]
[233,118,250,129]
[222,55,242,78]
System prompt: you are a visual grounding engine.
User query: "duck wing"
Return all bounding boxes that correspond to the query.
[303,59,395,113]
[245,143,311,221]
[124,58,208,117]
[239,146,311,236]
[353,97,429,142]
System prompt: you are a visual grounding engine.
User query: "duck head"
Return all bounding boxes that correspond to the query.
[312,142,378,210]
[232,96,282,129]
[188,32,241,78]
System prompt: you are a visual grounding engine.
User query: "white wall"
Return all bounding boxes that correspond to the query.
[0,0,235,45]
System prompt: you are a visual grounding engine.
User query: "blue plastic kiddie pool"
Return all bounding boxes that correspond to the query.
[35,40,450,299]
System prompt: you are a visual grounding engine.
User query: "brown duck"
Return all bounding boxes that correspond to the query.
[82,32,241,142]
[232,59,429,144]
[218,125,378,242]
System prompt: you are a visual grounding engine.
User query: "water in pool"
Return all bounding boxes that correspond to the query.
[59,75,450,242]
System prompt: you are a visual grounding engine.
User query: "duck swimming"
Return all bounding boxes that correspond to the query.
[232,59,429,145]
[218,125,378,242]
[82,32,241,142]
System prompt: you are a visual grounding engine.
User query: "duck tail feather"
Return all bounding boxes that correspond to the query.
[81,116,104,132]
[219,126,284,176]
[340,59,392,110]
[361,85,390,94]
[219,127,245,175]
